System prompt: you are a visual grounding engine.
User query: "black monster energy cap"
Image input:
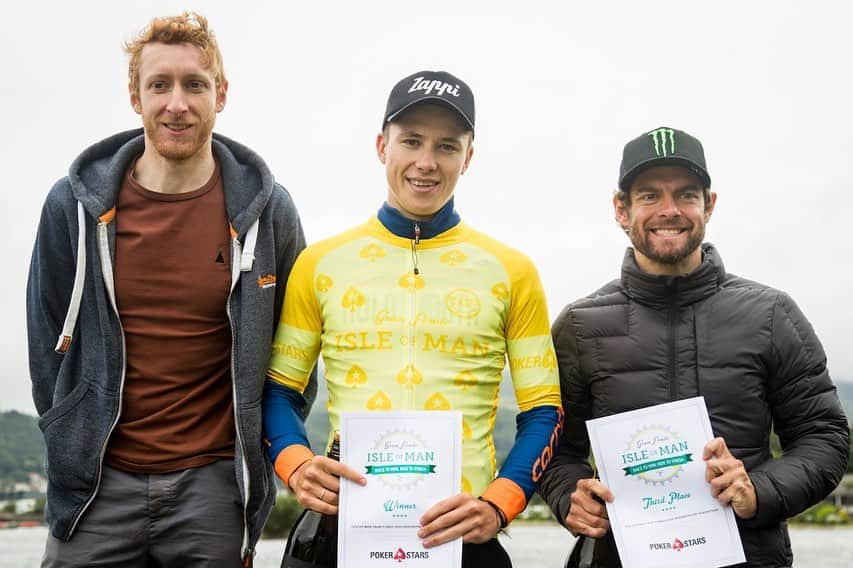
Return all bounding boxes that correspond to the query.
[619,127,711,191]
[384,70,475,133]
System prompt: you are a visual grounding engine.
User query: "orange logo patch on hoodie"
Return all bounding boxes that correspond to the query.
[258,274,276,289]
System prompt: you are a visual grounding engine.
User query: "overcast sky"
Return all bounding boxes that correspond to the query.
[2,1,851,414]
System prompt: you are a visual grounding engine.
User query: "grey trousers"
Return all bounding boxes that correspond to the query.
[43,460,244,567]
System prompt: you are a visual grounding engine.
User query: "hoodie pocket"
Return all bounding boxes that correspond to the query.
[38,379,89,430]
[38,380,114,493]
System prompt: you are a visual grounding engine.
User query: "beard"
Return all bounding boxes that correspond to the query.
[143,113,215,161]
[627,219,705,266]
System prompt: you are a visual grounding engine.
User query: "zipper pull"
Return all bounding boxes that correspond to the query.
[412,223,421,275]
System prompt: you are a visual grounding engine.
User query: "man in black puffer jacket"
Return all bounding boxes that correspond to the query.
[538,127,849,568]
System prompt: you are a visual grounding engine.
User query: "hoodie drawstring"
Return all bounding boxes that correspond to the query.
[240,220,259,272]
[55,202,87,353]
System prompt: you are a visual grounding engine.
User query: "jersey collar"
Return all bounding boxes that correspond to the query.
[377,198,461,239]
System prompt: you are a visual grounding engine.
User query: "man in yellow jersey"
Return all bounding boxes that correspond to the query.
[263,71,563,566]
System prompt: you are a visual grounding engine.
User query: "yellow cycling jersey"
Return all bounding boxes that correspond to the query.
[268,216,560,497]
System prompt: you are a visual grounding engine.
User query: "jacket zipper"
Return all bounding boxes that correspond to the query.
[228,237,253,561]
[66,221,127,539]
[667,306,678,401]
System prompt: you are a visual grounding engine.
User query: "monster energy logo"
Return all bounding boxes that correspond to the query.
[648,128,675,156]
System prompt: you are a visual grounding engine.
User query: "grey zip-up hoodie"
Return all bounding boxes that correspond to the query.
[26,128,316,557]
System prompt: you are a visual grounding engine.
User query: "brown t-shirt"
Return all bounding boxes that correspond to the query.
[105,160,236,473]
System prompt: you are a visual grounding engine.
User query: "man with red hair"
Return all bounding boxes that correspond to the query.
[27,12,310,566]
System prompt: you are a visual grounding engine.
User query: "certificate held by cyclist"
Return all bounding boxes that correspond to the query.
[338,411,463,567]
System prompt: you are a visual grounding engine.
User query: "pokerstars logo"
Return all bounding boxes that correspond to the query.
[648,536,707,552]
[368,547,430,562]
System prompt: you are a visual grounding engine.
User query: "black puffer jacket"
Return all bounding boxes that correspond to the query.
[539,244,849,567]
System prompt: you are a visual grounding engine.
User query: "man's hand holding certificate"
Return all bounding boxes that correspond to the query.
[586,397,746,568]
[703,437,758,520]
[338,411,463,567]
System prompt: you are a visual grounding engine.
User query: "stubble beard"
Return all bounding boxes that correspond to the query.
[628,220,705,266]
[145,114,215,162]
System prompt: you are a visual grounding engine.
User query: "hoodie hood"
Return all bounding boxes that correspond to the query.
[68,128,275,236]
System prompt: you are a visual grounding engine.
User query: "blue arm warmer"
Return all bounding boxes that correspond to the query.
[262,379,311,462]
[498,405,562,500]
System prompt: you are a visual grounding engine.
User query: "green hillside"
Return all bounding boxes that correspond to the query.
[0,411,44,485]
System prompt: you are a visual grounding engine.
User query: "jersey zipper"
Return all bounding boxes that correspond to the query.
[410,223,421,275]
[406,223,421,408]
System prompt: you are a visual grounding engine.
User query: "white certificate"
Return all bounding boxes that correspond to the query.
[587,397,745,568]
[338,411,462,567]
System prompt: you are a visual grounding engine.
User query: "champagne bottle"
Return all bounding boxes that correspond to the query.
[281,434,340,568]
[564,532,621,568]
